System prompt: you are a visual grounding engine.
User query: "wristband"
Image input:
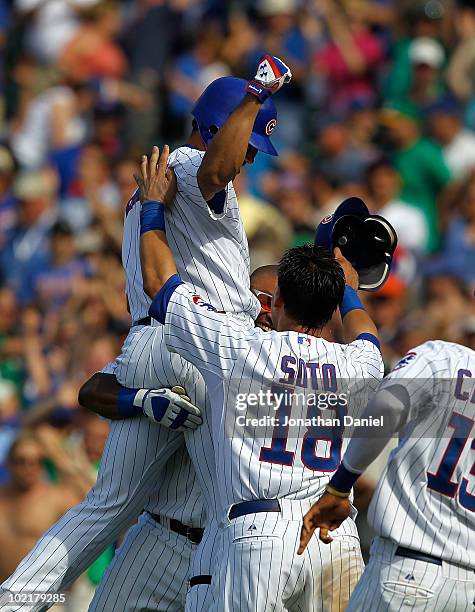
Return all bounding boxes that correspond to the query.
[325,484,351,498]
[339,285,365,319]
[117,387,142,418]
[329,463,361,493]
[140,200,165,235]
[245,81,271,103]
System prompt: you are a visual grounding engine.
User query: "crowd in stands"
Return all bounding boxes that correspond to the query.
[1,0,475,605]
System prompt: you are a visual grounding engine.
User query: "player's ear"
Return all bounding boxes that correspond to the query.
[273,285,284,308]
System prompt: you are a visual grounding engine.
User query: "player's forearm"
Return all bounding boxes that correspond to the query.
[340,286,378,343]
[78,373,127,420]
[197,94,261,200]
[140,229,177,298]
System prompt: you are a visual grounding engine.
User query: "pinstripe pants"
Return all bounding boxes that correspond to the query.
[347,537,475,612]
[210,511,363,611]
[89,513,196,612]
[185,519,220,612]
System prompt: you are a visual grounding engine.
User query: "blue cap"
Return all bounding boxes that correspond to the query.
[315,197,369,251]
[192,77,278,156]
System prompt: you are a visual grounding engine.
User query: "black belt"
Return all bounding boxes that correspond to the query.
[395,546,442,566]
[189,575,212,588]
[133,316,151,327]
[229,499,281,520]
[148,512,204,544]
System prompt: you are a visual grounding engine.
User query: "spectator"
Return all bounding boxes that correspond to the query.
[397,36,446,114]
[14,0,100,64]
[59,1,127,82]
[26,220,90,310]
[427,97,475,179]
[429,173,475,288]
[314,0,384,116]
[0,432,80,581]
[167,28,229,135]
[1,169,58,300]
[0,147,16,248]
[315,121,373,185]
[10,77,87,170]
[379,101,452,250]
[366,158,429,252]
[234,170,293,270]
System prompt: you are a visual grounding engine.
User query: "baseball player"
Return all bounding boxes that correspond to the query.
[298,340,475,611]
[132,155,384,610]
[81,264,278,612]
[1,56,291,612]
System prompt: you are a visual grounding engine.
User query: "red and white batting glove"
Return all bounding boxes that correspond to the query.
[246,55,292,103]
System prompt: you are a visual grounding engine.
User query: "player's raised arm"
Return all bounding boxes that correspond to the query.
[197,56,291,201]
[334,247,379,345]
[134,145,178,298]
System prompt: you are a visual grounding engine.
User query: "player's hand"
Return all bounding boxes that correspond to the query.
[246,55,292,102]
[134,145,172,203]
[297,493,352,553]
[141,386,203,431]
[334,247,358,290]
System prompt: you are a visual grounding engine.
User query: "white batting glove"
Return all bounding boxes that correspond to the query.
[137,386,202,431]
[246,55,292,102]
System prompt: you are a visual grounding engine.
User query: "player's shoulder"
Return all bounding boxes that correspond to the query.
[168,145,204,170]
[400,340,472,362]
[389,340,471,377]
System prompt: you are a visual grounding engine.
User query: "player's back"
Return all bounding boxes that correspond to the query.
[369,340,475,569]
[216,328,383,511]
[166,146,259,320]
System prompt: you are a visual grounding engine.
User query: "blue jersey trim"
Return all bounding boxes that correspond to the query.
[356,333,381,350]
[149,274,184,324]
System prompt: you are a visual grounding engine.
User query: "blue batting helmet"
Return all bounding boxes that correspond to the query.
[315,197,398,291]
[191,77,278,156]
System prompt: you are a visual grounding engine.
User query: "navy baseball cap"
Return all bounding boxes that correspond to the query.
[315,197,369,251]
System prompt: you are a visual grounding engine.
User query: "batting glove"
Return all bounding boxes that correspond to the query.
[138,386,203,431]
[246,55,292,103]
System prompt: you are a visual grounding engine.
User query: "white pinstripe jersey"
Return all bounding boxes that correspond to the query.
[123,189,150,323]
[166,146,260,321]
[368,340,475,569]
[122,146,260,324]
[164,284,384,518]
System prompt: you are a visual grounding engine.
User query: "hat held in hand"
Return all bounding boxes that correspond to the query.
[315,197,398,291]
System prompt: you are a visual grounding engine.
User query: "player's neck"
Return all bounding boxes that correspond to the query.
[185,131,206,151]
[276,315,322,338]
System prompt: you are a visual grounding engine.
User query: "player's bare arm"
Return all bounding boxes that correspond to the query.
[335,247,379,343]
[197,55,291,201]
[134,145,178,298]
[78,372,202,431]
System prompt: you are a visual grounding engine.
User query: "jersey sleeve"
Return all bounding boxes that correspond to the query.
[379,341,444,424]
[345,338,384,382]
[169,147,229,220]
[163,283,252,378]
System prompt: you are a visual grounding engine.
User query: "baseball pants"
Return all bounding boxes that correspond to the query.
[211,500,364,612]
[347,537,475,612]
